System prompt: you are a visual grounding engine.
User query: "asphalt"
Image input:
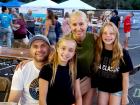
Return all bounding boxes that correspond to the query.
[120,29,140,105]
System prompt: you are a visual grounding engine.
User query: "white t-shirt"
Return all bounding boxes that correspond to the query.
[11,61,40,105]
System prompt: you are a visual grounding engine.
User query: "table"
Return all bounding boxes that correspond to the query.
[0,47,31,60]
[0,102,17,105]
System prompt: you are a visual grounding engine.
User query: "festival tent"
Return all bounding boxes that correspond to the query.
[3,0,24,7]
[55,0,96,10]
[21,0,57,8]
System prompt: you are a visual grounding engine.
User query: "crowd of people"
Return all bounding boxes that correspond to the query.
[0,5,134,105]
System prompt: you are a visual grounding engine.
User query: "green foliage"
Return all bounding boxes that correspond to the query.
[1,0,9,2]
[83,0,140,10]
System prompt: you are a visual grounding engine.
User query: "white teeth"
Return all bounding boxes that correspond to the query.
[105,39,112,41]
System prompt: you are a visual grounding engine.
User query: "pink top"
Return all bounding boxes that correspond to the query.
[62,18,71,35]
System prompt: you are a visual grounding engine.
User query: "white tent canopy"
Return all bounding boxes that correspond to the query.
[21,0,57,7]
[55,0,96,10]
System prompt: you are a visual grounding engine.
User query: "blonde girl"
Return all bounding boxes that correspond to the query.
[39,35,82,105]
[93,22,133,105]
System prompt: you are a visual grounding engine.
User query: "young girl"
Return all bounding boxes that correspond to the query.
[39,35,82,105]
[93,22,133,105]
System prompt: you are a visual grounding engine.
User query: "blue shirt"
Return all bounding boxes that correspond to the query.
[0,13,12,28]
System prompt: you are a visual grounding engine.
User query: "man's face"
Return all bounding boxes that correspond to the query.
[28,10,32,15]
[30,40,50,62]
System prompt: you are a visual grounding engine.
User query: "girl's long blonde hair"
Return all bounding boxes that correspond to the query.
[49,35,77,87]
[95,22,123,71]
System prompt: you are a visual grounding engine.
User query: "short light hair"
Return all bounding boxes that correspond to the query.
[69,10,88,23]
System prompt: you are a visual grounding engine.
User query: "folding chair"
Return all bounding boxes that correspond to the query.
[0,77,11,102]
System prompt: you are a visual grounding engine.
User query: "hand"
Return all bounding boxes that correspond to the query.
[15,60,31,70]
[121,95,128,105]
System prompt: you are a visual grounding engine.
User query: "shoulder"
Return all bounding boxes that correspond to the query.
[121,49,133,71]
[16,61,34,74]
[86,32,98,41]
[41,64,52,72]
[39,64,52,80]
[122,49,132,64]
[123,49,129,57]
[11,62,34,85]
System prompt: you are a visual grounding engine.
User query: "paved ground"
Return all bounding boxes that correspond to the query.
[120,29,140,105]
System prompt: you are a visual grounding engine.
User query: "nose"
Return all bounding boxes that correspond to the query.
[64,49,69,56]
[76,25,80,30]
[36,47,42,52]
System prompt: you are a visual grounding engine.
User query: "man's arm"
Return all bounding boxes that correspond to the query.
[8,90,22,103]
[8,67,24,103]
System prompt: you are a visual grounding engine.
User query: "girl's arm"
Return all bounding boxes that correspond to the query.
[39,78,49,105]
[122,72,129,105]
[45,19,51,36]
[74,78,82,105]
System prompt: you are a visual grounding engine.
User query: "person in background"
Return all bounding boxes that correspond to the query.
[9,8,19,45]
[45,10,56,45]
[110,10,120,28]
[0,6,13,48]
[39,35,82,105]
[62,12,71,36]
[87,13,94,33]
[13,13,29,48]
[10,8,18,20]
[8,35,51,105]
[69,10,96,105]
[93,22,133,105]
[54,15,62,42]
[123,12,134,50]
[24,9,35,38]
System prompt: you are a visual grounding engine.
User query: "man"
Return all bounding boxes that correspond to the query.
[8,35,51,105]
[24,9,35,38]
[110,10,120,28]
[123,12,134,50]
[10,8,18,20]
[0,6,13,48]
[54,15,62,42]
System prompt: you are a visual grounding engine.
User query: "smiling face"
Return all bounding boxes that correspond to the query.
[30,40,50,62]
[57,40,76,65]
[69,11,88,42]
[102,25,116,49]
